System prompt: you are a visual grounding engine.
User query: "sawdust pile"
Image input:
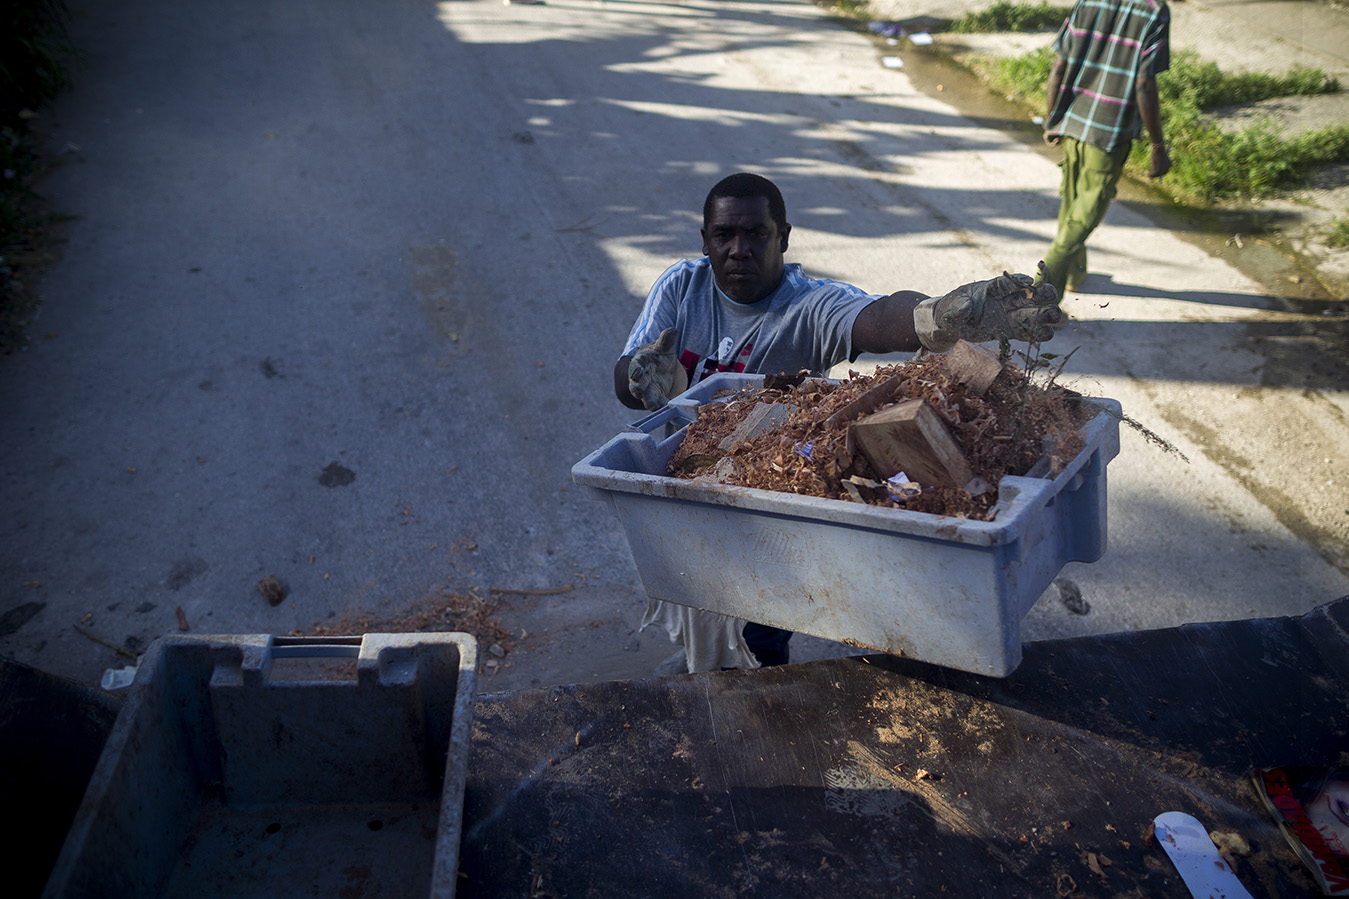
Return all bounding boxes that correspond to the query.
[667,354,1097,521]
[295,587,514,652]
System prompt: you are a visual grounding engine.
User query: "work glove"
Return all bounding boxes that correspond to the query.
[914,264,1063,353]
[628,327,689,411]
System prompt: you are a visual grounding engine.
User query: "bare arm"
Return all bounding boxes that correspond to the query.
[849,290,927,357]
[1135,72,1171,177]
[1044,54,1068,145]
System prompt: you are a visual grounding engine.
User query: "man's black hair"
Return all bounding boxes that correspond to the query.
[703,172,787,231]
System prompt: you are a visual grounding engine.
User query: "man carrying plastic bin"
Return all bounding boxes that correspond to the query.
[613,172,1062,673]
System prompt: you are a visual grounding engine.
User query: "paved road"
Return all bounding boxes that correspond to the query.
[2,0,1346,691]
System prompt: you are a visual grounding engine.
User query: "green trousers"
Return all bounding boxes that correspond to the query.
[1043,137,1131,295]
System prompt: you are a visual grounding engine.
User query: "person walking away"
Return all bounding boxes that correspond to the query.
[1042,0,1173,295]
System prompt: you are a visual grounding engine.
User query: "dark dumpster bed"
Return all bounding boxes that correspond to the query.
[0,658,122,898]
[460,597,1349,897]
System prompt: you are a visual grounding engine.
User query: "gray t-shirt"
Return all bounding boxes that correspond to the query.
[622,258,881,385]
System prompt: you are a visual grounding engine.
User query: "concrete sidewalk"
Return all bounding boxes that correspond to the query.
[863,0,1349,292]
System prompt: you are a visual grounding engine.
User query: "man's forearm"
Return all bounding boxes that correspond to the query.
[1135,73,1164,145]
[850,291,926,357]
[1135,73,1171,177]
[1045,55,1067,123]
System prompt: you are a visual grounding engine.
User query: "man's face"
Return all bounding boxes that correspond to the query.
[701,196,790,304]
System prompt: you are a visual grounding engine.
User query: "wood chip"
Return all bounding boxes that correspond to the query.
[940,340,1003,396]
[258,575,287,606]
[718,402,797,451]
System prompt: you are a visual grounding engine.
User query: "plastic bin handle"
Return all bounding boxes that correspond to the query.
[265,635,364,660]
[268,644,362,660]
[628,403,692,435]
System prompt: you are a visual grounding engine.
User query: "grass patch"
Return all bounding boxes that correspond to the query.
[994,44,1057,98]
[1,0,79,353]
[1152,114,1349,201]
[986,47,1349,202]
[951,1,1070,34]
[1326,218,1349,250]
[820,0,874,20]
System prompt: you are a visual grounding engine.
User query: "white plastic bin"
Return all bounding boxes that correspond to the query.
[43,633,477,898]
[575,373,1121,677]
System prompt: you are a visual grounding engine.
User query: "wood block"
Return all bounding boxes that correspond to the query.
[941,340,1003,396]
[718,402,797,451]
[849,398,974,489]
[823,375,901,429]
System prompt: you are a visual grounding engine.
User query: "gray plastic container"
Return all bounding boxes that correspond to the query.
[43,633,477,899]
[575,373,1121,677]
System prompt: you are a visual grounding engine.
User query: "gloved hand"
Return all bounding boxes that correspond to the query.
[628,327,689,411]
[914,263,1063,353]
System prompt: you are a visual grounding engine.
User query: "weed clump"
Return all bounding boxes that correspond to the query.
[951,1,1069,34]
[2,0,79,354]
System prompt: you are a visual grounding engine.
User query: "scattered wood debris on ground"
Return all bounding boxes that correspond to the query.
[667,343,1098,521]
[296,586,515,656]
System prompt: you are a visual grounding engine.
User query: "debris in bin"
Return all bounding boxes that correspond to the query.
[942,340,1003,396]
[718,401,797,451]
[965,476,992,497]
[667,342,1096,521]
[692,456,739,485]
[886,472,922,502]
[841,476,872,503]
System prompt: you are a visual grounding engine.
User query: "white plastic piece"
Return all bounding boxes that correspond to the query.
[100,666,137,690]
[1154,811,1254,899]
